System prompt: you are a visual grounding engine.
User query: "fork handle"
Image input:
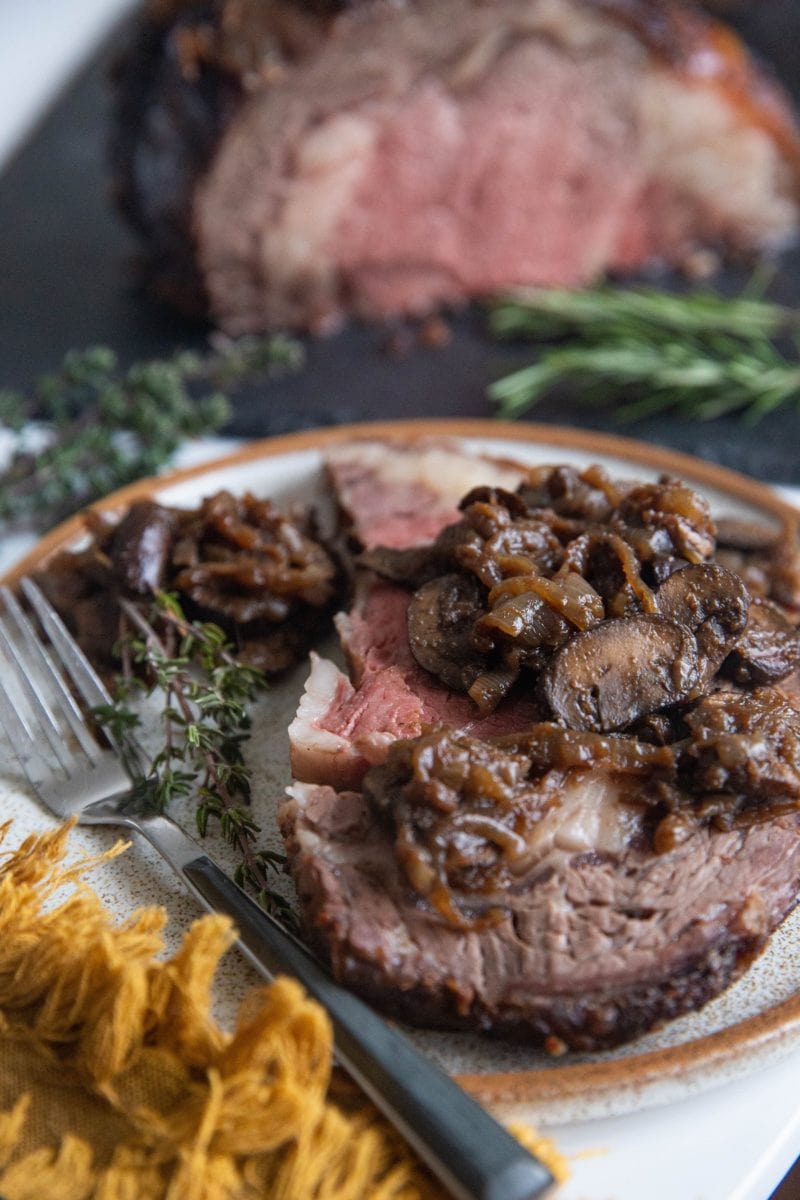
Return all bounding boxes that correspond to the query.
[133,811,554,1200]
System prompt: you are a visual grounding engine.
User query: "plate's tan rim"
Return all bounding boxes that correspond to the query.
[7,415,800,1108]
[459,988,800,1109]
[7,418,799,583]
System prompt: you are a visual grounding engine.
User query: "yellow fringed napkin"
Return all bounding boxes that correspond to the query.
[0,820,567,1200]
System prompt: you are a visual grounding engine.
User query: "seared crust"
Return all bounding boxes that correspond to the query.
[110,1,241,314]
[126,0,800,174]
[600,0,800,174]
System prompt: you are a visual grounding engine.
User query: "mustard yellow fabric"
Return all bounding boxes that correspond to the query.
[0,820,567,1199]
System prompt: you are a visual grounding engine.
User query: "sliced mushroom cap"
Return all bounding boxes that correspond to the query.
[110,500,176,594]
[655,563,749,684]
[722,597,800,686]
[542,615,699,732]
[407,573,486,692]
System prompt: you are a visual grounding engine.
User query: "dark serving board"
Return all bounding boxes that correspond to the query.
[1,4,799,481]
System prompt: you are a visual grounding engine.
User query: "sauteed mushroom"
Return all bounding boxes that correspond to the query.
[406,574,486,692]
[655,562,749,685]
[111,500,176,594]
[723,598,800,686]
[543,615,699,732]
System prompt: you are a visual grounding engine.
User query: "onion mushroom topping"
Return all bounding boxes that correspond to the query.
[110,500,176,594]
[364,466,800,726]
[723,598,800,686]
[683,688,800,804]
[34,488,342,676]
[655,563,749,685]
[364,729,546,926]
[363,726,672,928]
[391,465,767,710]
[406,574,486,692]
[364,692,800,928]
[542,615,700,732]
[174,491,338,621]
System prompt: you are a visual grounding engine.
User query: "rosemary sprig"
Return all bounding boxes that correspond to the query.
[95,593,297,927]
[0,333,303,531]
[488,284,800,423]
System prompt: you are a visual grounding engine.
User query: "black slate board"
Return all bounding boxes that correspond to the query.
[1,5,800,481]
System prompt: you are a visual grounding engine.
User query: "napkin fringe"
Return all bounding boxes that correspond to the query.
[0,821,567,1198]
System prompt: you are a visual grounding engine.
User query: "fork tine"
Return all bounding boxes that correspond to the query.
[19,579,148,780]
[0,609,78,772]
[0,670,55,790]
[20,578,113,710]
[0,587,103,763]
[0,583,135,812]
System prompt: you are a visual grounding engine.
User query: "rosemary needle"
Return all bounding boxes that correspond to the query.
[488,284,800,423]
[489,282,798,340]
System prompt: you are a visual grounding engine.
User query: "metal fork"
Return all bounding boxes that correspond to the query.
[0,577,553,1200]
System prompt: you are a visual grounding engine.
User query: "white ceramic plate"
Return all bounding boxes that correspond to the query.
[6,417,800,1127]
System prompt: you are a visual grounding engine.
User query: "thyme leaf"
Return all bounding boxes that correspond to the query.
[487,283,800,423]
[96,593,297,929]
[0,333,303,532]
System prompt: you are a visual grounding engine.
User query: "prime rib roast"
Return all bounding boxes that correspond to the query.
[281,440,800,1051]
[112,0,800,333]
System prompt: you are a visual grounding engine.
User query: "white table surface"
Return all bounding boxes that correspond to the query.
[0,0,138,169]
[2,7,800,1197]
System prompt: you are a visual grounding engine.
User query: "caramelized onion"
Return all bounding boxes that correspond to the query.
[467,667,519,712]
[365,726,674,927]
[390,467,799,733]
[488,570,604,630]
[615,479,716,564]
[504,724,675,774]
[562,531,657,615]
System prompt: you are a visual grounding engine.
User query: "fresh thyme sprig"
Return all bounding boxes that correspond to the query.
[488,284,800,423]
[0,333,303,531]
[95,593,297,927]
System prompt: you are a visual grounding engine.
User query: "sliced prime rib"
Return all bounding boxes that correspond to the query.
[325,439,523,550]
[289,579,541,788]
[290,442,531,786]
[112,0,800,332]
[284,440,800,1050]
[279,780,800,1050]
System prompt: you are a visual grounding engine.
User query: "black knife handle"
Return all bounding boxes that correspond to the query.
[135,811,555,1200]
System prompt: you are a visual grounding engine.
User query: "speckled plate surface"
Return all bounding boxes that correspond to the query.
[5,417,800,1128]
